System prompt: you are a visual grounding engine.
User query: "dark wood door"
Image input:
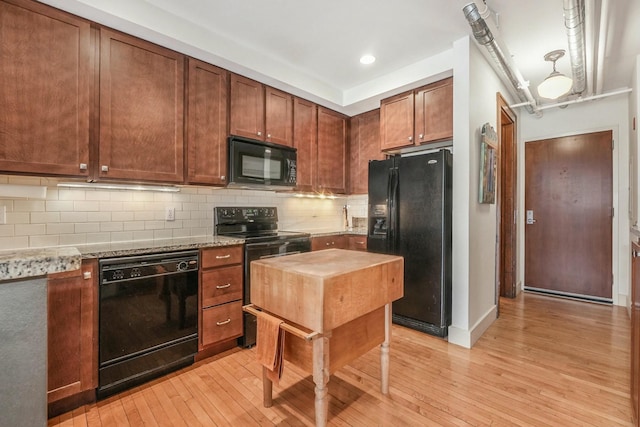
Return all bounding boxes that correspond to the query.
[498,95,517,298]
[0,0,91,177]
[525,130,613,299]
[293,97,317,191]
[229,74,264,140]
[186,58,228,186]
[99,28,184,182]
[47,259,97,405]
[415,77,453,144]
[632,242,640,425]
[317,107,347,194]
[349,109,382,194]
[380,91,414,151]
[265,86,293,147]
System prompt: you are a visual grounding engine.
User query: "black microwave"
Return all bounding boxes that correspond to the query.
[227,135,297,190]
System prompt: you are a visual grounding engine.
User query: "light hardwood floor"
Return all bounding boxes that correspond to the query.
[49,293,633,426]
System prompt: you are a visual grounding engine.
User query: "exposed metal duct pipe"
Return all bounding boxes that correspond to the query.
[563,0,587,95]
[463,2,539,115]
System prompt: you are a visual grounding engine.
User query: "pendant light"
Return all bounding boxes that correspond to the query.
[537,49,573,99]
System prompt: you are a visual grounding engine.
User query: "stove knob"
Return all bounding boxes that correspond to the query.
[177,261,189,271]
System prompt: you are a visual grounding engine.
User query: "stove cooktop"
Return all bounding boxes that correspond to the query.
[214,206,309,244]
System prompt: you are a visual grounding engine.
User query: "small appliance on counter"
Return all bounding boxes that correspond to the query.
[214,207,310,347]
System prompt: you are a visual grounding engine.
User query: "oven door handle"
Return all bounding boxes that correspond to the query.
[258,250,302,260]
[246,238,309,249]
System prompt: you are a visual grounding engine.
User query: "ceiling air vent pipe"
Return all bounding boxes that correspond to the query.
[563,0,587,95]
[463,2,539,115]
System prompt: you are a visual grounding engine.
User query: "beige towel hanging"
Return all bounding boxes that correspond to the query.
[255,311,285,384]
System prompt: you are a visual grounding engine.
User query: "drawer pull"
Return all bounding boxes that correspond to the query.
[216,318,231,326]
[215,254,231,259]
[356,241,365,245]
[216,283,231,289]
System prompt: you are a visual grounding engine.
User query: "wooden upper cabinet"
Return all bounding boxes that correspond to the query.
[0,0,91,177]
[380,91,414,151]
[293,97,317,191]
[186,58,229,186]
[349,109,382,194]
[317,107,348,194]
[380,77,453,151]
[229,74,265,140]
[415,77,453,143]
[265,86,293,146]
[99,28,185,183]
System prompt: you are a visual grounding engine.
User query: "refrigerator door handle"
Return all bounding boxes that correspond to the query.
[388,167,399,253]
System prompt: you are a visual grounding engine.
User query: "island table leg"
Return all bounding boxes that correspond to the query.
[312,335,330,427]
[262,367,273,407]
[380,303,391,394]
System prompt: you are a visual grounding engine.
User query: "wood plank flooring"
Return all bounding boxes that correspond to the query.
[48,293,633,426]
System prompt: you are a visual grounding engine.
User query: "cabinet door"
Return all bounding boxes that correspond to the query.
[230,74,264,140]
[186,59,228,185]
[99,29,184,182]
[349,109,382,194]
[317,107,347,194]
[415,77,453,144]
[348,235,368,251]
[380,91,414,151]
[633,242,640,423]
[311,235,348,251]
[47,260,97,404]
[0,0,91,176]
[293,97,317,191]
[265,86,293,147]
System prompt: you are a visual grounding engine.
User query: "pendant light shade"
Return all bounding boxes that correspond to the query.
[537,50,573,100]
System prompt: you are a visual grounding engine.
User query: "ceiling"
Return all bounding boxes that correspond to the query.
[42,0,640,116]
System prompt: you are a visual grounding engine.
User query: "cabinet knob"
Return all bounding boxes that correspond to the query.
[221,175,226,181]
[83,271,92,279]
[79,163,87,171]
[257,131,262,136]
[101,165,109,172]
[267,133,271,138]
[408,136,413,142]
[419,133,424,139]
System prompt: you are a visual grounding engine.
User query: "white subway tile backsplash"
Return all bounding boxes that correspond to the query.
[2,175,366,250]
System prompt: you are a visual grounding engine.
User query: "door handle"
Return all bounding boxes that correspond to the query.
[526,210,536,224]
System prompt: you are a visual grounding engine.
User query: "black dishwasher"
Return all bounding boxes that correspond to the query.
[97,250,198,398]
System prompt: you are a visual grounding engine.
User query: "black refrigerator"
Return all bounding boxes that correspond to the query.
[368,150,452,337]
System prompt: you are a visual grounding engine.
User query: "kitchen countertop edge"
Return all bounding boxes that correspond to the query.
[0,246,81,282]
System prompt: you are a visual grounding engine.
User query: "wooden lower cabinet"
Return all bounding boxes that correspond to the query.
[311,235,348,251]
[47,259,97,413]
[199,245,243,353]
[348,235,368,251]
[632,241,640,425]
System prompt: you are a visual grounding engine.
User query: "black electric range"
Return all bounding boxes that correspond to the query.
[214,206,311,347]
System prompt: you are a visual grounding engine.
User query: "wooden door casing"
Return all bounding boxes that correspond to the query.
[99,28,185,182]
[229,74,264,140]
[632,242,640,424]
[186,58,228,186]
[317,107,347,194]
[349,109,382,194]
[0,0,91,177]
[524,130,613,299]
[265,86,293,147]
[293,97,317,191]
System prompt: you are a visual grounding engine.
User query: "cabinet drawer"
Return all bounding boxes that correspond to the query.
[201,245,243,268]
[201,265,242,308]
[311,235,347,251]
[348,235,367,251]
[202,301,243,346]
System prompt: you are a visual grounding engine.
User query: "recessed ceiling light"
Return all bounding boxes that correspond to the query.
[360,54,376,65]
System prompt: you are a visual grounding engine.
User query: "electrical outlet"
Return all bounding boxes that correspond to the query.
[165,207,175,221]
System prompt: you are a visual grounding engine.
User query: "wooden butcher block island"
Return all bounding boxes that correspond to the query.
[247,249,404,427]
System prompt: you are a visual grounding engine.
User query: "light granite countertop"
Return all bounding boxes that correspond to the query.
[3,230,371,282]
[0,247,81,282]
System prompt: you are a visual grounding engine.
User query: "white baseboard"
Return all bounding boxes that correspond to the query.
[447,304,497,349]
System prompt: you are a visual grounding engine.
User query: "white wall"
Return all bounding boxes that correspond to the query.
[448,37,517,348]
[631,56,640,225]
[0,175,348,250]
[519,94,631,305]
